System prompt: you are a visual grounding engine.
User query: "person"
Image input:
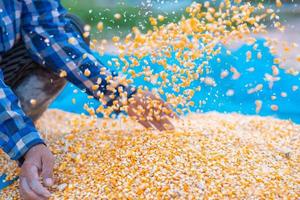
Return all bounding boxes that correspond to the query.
[0,1,175,199]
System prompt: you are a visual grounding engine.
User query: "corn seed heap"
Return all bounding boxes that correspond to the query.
[1,110,299,199]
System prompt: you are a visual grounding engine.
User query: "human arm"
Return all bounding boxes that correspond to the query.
[20,0,176,129]
[20,0,135,109]
[0,73,53,199]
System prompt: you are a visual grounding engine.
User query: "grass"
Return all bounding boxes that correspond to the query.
[61,0,185,38]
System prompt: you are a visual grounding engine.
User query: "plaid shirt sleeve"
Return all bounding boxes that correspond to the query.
[0,71,44,161]
[20,0,136,106]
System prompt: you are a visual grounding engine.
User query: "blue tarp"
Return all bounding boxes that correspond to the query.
[50,39,300,123]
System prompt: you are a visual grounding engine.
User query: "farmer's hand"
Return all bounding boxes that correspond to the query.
[127,91,177,131]
[19,144,54,200]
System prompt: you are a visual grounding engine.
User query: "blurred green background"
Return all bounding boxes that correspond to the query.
[61,0,300,39]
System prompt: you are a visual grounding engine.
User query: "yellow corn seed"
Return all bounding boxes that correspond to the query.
[68,37,77,45]
[158,15,165,22]
[271,104,279,111]
[59,70,67,78]
[30,99,37,106]
[276,0,282,8]
[97,22,104,32]
[114,13,121,20]
[112,36,120,43]
[84,69,91,77]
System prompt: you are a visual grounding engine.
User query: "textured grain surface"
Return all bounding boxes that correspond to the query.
[1,109,299,199]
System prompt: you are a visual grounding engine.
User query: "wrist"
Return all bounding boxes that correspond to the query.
[18,142,46,167]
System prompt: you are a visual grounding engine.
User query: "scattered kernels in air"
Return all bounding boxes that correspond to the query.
[296,55,300,62]
[84,69,91,77]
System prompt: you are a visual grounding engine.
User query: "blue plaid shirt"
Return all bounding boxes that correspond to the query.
[0,0,134,161]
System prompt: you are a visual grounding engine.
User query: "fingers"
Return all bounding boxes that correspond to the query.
[128,90,178,131]
[151,116,175,131]
[137,119,152,129]
[41,154,55,187]
[150,120,166,131]
[19,177,47,200]
[21,163,51,198]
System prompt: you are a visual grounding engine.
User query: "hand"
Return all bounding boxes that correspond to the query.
[127,91,177,131]
[19,144,55,200]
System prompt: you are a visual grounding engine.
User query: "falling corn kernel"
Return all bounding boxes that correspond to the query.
[271,104,279,111]
[97,22,104,32]
[59,70,67,78]
[255,100,262,113]
[274,58,281,64]
[149,17,158,26]
[83,32,90,38]
[68,37,77,45]
[226,89,234,97]
[158,15,165,22]
[92,85,99,91]
[276,0,282,8]
[30,99,37,106]
[281,92,287,98]
[272,66,279,76]
[246,51,252,62]
[248,84,263,94]
[112,36,120,43]
[84,68,91,77]
[114,13,121,20]
[84,25,91,32]
[257,52,262,59]
[292,85,298,91]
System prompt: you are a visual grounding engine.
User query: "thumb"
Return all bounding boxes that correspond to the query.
[41,153,55,187]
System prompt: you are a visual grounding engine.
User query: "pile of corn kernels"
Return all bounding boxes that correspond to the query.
[1,109,299,199]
